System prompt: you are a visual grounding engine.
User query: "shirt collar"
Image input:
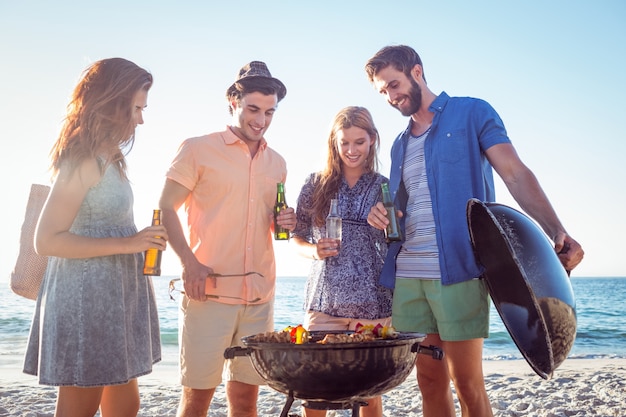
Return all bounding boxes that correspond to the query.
[428,91,449,114]
[223,126,268,151]
[400,91,450,138]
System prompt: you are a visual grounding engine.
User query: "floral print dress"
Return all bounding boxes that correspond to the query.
[293,172,392,320]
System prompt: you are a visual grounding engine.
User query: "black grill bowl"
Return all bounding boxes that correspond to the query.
[234,331,426,402]
[467,198,576,379]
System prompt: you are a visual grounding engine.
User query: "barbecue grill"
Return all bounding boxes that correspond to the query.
[225,331,443,417]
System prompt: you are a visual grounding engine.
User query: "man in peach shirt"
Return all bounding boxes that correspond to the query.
[159,61,296,417]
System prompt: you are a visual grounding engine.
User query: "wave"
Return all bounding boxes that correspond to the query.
[3,276,626,361]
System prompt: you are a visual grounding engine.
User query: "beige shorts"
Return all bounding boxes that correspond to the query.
[178,296,273,389]
[303,310,392,331]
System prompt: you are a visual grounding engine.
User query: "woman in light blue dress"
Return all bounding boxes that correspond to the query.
[23,58,168,417]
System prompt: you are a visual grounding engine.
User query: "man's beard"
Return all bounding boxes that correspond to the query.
[393,78,422,117]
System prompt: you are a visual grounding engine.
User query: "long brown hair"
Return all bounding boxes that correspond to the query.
[49,57,153,178]
[310,106,380,226]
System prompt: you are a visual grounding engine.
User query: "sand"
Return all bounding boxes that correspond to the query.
[1,355,624,416]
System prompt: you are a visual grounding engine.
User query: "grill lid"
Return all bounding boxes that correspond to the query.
[466,198,576,379]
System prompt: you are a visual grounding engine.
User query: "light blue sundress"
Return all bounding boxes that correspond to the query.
[23,164,161,386]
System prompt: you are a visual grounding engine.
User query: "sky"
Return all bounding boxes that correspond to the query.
[1,1,624,280]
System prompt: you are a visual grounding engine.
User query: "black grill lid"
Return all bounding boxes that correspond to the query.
[466,198,576,379]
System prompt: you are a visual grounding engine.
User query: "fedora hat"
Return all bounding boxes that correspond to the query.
[230,61,287,101]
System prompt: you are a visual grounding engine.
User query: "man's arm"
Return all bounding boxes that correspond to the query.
[158,178,212,301]
[486,143,584,271]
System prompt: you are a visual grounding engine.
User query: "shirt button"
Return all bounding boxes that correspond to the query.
[447,133,451,137]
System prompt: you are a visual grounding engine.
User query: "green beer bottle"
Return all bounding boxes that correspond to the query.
[274,182,289,240]
[381,182,402,242]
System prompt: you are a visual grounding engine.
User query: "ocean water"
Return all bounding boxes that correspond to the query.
[1,277,625,364]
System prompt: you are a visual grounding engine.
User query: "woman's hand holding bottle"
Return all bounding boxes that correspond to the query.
[314,237,340,259]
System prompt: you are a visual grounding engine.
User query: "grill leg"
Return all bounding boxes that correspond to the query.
[279,391,295,417]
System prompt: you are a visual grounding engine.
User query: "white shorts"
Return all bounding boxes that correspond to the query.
[178,296,273,389]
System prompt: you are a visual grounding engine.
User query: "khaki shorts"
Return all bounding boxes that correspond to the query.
[178,296,273,389]
[303,311,392,331]
[392,278,489,341]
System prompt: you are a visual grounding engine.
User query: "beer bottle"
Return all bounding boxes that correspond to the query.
[381,183,402,242]
[143,209,163,276]
[274,182,289,240]
[325,198,342,241]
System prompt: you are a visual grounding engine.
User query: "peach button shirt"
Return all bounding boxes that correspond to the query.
[166,127,287,304]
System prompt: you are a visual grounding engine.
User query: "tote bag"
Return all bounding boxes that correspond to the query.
[10,183,50,300]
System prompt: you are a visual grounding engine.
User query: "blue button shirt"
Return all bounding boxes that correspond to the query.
[380,92,511,287]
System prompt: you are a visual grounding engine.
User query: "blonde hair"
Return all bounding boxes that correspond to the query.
[310,106,380,226]
[49,57,153,178]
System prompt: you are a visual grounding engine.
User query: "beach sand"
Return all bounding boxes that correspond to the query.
[1,355,624,416]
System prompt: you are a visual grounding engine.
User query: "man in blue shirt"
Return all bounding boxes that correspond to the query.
[365,45,584,417]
